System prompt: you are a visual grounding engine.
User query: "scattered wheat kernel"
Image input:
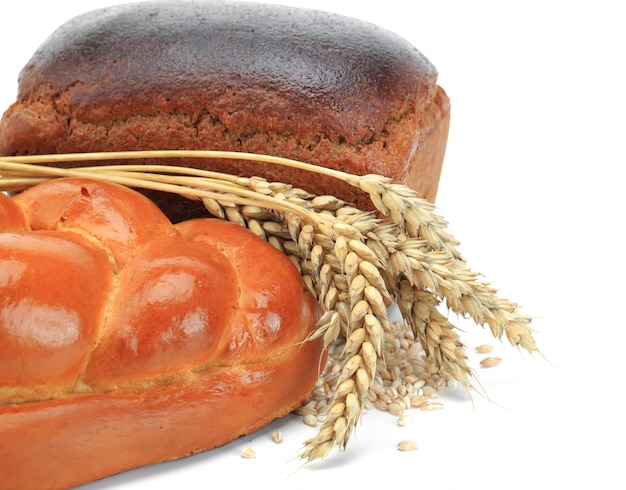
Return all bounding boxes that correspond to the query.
[421,385,436,397]
[241,447,256,459]
[480,356,502,368]
[397,415,414,427]
[475,344,494,353]
[419,403,444,412]
[374,400,388,412]
[303,414,318,427]
[387,402,405,416]
[271,431,283,444]
[411,396,428,408]
[397,440,417,452]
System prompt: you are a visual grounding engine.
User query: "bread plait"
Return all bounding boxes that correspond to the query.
[0,178,323,489]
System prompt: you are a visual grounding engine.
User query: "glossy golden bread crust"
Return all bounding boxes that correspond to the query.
[0,180,322,489]
[0,1,450,219]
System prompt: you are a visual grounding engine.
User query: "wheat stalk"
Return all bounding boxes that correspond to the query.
[0,150,537,461]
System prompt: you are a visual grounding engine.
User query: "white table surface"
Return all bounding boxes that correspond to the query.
[1,1,624,489]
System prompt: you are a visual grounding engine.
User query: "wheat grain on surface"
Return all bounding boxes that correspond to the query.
[480,357,503,368]
[397,440,418,452]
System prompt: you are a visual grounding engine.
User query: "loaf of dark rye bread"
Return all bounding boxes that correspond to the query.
[0,0,450,219]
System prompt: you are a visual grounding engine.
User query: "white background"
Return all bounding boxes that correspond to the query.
[1,1,624,489]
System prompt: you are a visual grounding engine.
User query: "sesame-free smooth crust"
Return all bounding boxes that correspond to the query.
[0,179,323,489]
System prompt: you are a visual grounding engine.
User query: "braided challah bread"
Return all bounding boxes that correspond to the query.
[0,178,323,489]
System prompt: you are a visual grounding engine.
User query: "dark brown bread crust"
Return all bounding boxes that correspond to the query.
[0,0,450,219]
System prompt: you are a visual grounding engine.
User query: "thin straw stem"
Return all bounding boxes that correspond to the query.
[1,160,324,225]
[0,150,350,181]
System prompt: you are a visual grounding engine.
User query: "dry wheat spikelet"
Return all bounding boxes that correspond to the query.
[0,150,538,462]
